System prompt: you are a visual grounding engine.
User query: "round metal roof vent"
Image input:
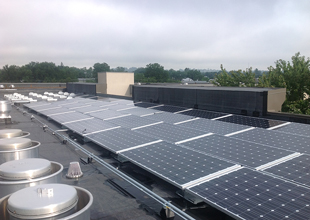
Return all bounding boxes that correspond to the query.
[58,91,64,95]
[0,138,32,151]
[0,158,52,180]
[0,100,12,117]
[7,184,78,219]
[0,129,23,139]
[66,162,83,179]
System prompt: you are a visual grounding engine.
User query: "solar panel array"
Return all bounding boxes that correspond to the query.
[24,97,310,220]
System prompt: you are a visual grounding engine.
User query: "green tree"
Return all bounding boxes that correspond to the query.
[185,68,204,81]
[213,65,255,87]
[144,63,168,82]
[93,63,110,82]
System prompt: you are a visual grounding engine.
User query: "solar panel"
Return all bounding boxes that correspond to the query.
[217,115,286,128]
[151,105,188,113]
[276,122,310,137]
[117,107,162,116]
[106,115,161,129]
[28,103,52,111]
[231,128,310,154]
[187,168,310,220]
[74,106,107,114]
[63,118,119,136]
[133,102,159,108]
[106,104,131,111]
[134,122,209,143]
[86,128,159,154]
[176,118,252,136]
[65,102,92,109]
[48,111,93,124]
[265,154,310,186]
[88,109,128,120]
[178,109,226,119]
[119,141,236,188]
[142,112,194,124]
[38,107,70,116]
[178,134,294,168]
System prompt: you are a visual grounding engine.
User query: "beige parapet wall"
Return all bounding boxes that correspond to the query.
[97,72,134,97]
[0,83,66,90]
[267,88,286,112]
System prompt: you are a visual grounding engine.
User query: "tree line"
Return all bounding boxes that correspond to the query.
[213,52,310,115]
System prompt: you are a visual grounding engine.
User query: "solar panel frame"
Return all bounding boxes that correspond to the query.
[88,109,128,120]
[48,111,93,124]
[133,102,159,108]
[38,107,70,116]
[106,114,162,129]
[178,109,226,119]
[231,128,310,154]
[86,128,160,154]
[151,105,188,113]
[62,118,120,136]
[119,141,236,188]
[217,115,286,128]
[275,122,310,137]
[134,122,210,143]
[179,134,295,168]
[177,118,253,136]
[265,154,310,186]
[187,168,310,220]
[142,112,194,124]
[117,107,162,116]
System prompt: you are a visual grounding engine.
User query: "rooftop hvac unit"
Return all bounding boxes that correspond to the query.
[0,129,30,139]
[0,137,40,164]
[0,183,93,220]
[0,158,63,198]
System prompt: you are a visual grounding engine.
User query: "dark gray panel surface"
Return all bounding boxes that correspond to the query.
[118,107,162,116]
[179,134,294,167]
[86,128,159,153]
[107,115,161,129]
[133,102,159,108]
[231,128,310,154]
[177,118,252,135]
[276,122,310,137]
[74,106,107,114]
[88,110,128,120]
[39,107,70,116]
[151,105,187,113]
[48,111,93,124]
[63,118,119,136]
[218,115,286,129]
[178,109,226,119]
[120,141,235,187]
[188,168,310,220]
[134,122,209,143]
[143,112,194,124]
[265,155,310,186]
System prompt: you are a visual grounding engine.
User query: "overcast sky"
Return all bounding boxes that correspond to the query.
[1,0,309,71]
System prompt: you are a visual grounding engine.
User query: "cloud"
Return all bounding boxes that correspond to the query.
[0,0,309,70]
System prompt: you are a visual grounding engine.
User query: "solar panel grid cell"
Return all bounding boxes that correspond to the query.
[217,115,286,129]
[134,122,209,143]
[276,122,310,138]
[188,168,310,220]
[178,109,226,119]
[119,141,235,187]
[231,128,310,154]
[177,118,252,136]
[143,112,194,124]
[179,134,294,167]
[48,111,93,124]
[106,114,161,129]
[265,155,310,186]
[86,128,159,153]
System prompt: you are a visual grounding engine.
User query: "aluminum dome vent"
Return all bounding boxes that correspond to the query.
[0,137,40,164]
[0,158,63,198]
